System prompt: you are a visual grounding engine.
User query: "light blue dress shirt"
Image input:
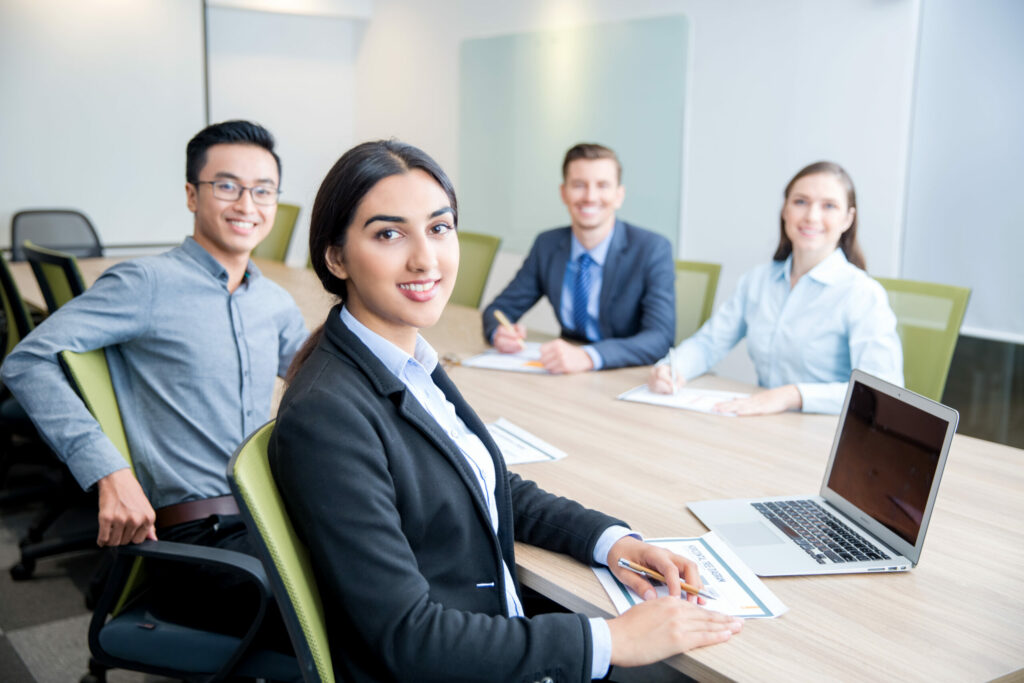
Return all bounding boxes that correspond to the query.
[340,306,630,679]
[1,237,309,507]
[560,226,615,370]
[664,249,903,414]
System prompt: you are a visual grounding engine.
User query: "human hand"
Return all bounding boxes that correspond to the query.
[648,364,685,394]
[606,597,742,667]
[714,384,802,416]
[607,536,703,603]
[492,322,527,353]
[539,339,594,374]
[96,468,158,546]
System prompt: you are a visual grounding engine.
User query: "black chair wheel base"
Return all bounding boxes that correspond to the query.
[10,559,36,580]
[80,657,108,683]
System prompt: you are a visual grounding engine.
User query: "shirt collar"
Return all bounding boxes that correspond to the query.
[774,248,849,284]
[569,222,616,266]
[340,306,438,379]
[180,236,260,285]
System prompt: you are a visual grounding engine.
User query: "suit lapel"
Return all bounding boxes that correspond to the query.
[547,229,572,329]
[597,220,628,337]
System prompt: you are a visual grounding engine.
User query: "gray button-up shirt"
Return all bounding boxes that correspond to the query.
[1,237,308,509]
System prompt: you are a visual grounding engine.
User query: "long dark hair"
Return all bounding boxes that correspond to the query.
[286,140,458,381]
[772,161,865,270]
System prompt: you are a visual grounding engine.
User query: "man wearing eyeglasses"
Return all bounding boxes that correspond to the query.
[2,120,308,641]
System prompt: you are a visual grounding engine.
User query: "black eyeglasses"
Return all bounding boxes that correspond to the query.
[196,180,280,206]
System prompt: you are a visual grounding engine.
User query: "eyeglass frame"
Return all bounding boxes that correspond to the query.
[194,179,281,206]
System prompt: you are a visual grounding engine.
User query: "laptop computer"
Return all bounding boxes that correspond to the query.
[688,370,959,576]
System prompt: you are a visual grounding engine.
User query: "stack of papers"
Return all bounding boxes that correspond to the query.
[594,533,787,618]
[617,385,750,416]
[487,418,567,465]
[461,342,547,373]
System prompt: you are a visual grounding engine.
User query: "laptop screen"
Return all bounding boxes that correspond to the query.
[825,379,950,546]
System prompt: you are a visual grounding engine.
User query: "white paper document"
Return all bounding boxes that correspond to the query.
[461,342,547,373]
[617,385,750,416]
[593,533,788,619]
[487,418,566,465]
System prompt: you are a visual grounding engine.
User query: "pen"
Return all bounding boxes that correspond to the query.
[493,310,524,342]
[669,347,678,395]
[617,558,715,600]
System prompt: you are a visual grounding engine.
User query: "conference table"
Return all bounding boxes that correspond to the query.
[9,256,1024,681]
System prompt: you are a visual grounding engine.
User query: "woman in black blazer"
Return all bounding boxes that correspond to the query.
[270,140,741,682]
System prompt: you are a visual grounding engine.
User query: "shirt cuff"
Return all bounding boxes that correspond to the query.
[589,617,612,680]
[592,525,641,566]
[583,345,603,371]
[794,382,846,414]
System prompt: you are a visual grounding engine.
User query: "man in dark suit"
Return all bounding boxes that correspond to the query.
[482,143,675,372]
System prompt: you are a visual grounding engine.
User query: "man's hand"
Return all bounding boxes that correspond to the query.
[606,597,742,666]
[539,339,594,374]
[96,468,157,546]
[714,384,802,416]
[493,322,527,353]
[606,535,702,603]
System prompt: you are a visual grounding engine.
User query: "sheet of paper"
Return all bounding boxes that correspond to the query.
[617,384,749,416]
[487,418,567,465]
[593,533,788,619]
[461,342,547,374]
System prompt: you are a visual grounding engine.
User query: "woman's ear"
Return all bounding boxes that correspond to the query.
[325,245,348,281]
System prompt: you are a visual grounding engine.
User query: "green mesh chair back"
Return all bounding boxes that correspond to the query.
[875,277,971,402]
[252,203,301,263]
[22,241,87,313]
[229,421,333,683]
[1,252,35,359]
[450,231,501,309]
[674,260,722,344]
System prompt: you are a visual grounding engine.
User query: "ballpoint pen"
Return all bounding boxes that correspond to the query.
[493,309,517,334]
[669,347,678,395]
[617,558,715,600]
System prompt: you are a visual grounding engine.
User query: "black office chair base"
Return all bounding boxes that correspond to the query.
[79,656,108,683]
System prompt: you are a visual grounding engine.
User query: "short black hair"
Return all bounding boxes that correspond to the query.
[185,120,282,186]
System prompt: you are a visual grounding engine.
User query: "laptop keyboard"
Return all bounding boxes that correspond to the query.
[752,500,892,564]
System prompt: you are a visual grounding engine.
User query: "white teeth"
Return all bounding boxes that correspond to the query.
[228,220,255,230]
[400,282,434,292]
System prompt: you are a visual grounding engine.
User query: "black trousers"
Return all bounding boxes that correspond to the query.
[147,513,292,653]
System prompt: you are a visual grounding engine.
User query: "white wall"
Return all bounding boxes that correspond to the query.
[206,6,359,265]
[0,0,205,248]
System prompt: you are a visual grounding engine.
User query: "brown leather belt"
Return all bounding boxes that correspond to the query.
[154,494,240,529]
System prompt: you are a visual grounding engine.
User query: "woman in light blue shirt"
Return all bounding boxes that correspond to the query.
[649,161,903,415]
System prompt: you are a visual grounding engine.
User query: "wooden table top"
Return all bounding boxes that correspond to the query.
[10,255,1024,681]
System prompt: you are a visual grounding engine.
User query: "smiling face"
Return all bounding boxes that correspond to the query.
[325,169,458,352]
[559,158,625,244]
[186,143,279,265]
[781,172,855,267]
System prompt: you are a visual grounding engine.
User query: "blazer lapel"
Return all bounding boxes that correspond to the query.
[598,220,628,338]
[547,229,572,329]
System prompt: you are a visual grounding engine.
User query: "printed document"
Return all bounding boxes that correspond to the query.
[461,342,547,373]
[617,385,750,416]
[487,418,566,465]
[594,533,788,618]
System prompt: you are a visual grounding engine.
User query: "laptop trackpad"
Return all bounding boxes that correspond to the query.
[719,522,786,546]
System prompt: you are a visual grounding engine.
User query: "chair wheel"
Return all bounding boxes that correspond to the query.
[10,559,35,580]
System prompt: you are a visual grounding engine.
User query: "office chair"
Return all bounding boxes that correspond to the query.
[451,231,501,309]
[875,277,971,402]
[674,260,722,343]
[229,421,335,682]
[59,349,300,683]
[252,202,301,263]
[11,209,103,262]
[22,241,87,313]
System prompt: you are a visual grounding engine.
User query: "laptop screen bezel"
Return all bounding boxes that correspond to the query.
[818,369,959,565]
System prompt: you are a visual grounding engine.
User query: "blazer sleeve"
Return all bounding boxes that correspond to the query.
[271,374,596,683]
[590,232,676,368]
[482,237,549,344]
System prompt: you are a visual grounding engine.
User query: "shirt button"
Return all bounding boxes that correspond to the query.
[246,410,252,416]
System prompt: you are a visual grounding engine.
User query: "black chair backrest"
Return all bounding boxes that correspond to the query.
[0,252,35,359]
[11,209,103,262]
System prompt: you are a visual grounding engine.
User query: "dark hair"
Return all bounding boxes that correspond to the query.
[562,143,622,182]
[287,140,457,381]
[772,161,865,270]
[185,120,282,186]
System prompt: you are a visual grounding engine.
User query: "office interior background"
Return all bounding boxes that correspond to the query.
[1,0,1021,448]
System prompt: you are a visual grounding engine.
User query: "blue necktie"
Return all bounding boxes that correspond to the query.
[573,253,594,339]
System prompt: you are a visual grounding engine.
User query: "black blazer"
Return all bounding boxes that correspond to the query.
[270,306,626,682]
[482,220,675,369]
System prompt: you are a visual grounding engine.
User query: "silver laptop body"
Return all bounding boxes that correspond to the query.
[688,370,959,576]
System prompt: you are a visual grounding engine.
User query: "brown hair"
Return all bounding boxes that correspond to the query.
[562,143,622,182]
[285,140,458,382]
[772,161,865,270]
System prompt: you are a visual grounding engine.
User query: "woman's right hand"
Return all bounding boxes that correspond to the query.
[606,597,742,667]
[493,322,527,353]
[648,363,685,394]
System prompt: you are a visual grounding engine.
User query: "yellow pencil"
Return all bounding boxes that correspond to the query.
[493,309,521,337]
[617,558,715,600]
